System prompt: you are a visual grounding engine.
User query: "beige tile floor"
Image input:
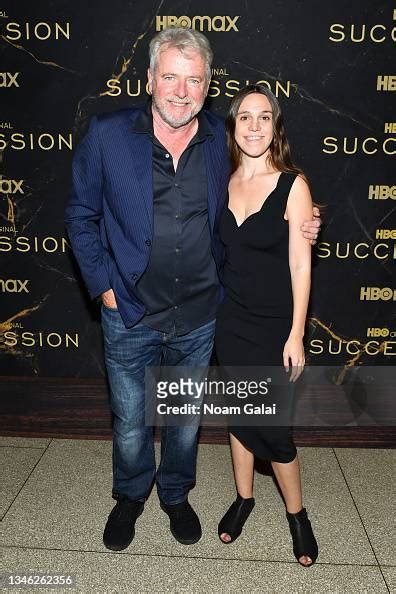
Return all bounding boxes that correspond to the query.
[0,437,394,593]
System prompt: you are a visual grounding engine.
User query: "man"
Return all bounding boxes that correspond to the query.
[65,27,320,551]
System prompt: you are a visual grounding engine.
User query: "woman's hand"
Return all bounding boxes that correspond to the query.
[283,335,305,382]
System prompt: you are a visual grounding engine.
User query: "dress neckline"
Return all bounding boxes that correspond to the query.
[227,172,284,229]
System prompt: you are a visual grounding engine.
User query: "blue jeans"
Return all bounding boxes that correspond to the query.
[101,305,215,505]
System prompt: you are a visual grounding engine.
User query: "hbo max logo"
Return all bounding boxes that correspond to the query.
[156,15,240,31]
[0,278,29,293]
[0,72,20,88]
[366,328,396,337]
[0,179,24,194]
[360,287,396,301]
[368,185,396,199]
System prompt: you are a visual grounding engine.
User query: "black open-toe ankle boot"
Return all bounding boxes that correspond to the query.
[218,494,255,544]
[286,507,318,566]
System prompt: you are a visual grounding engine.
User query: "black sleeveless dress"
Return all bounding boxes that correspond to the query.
[215,172,297,463]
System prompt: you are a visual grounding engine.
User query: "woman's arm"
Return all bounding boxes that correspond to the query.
[283,175,313,380]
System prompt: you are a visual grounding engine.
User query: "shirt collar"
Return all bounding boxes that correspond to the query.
[133,100,154,135]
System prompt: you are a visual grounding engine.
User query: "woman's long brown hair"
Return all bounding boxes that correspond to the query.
[226,84,308,184]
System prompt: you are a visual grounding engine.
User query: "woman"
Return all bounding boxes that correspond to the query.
[215,84,318,566]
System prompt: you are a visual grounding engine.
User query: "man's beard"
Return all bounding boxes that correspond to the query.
[152,94,204,128]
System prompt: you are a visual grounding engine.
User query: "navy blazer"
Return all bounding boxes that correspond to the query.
[65,106,230,328]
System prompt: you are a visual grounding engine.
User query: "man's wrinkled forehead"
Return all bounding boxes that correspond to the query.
[154,43,203,69]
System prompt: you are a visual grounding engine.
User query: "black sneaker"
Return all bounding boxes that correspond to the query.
[103,497,144,551]
[160,499,202,545]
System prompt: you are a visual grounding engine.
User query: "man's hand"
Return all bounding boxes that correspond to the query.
[301,206,321,245]
[102,288,118,309]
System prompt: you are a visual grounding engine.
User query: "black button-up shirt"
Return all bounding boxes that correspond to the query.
[135,105,220,335]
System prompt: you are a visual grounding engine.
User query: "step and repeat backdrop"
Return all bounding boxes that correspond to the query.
[0,3,394,402]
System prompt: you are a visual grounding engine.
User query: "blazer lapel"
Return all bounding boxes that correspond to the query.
[203,138,222,232]
[125,120,153,224]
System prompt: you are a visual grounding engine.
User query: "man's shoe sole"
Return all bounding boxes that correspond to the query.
[169,527,201,545]
[103,538,134,552]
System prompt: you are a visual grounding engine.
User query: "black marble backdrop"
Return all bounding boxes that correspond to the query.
[0,0,394,384]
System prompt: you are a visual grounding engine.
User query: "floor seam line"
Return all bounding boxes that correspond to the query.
[0,544,387,567]
[332,448,390,593]
[0,441,52,522]
[0,446,49,450]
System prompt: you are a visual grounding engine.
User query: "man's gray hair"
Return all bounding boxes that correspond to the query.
[149,27,213,82]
